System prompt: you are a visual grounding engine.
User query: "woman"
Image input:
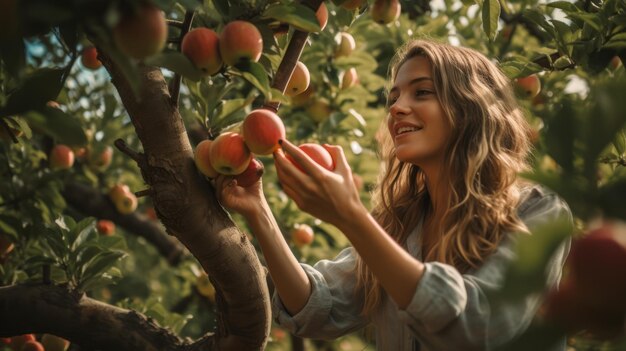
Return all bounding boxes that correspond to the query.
[214,39,571,350]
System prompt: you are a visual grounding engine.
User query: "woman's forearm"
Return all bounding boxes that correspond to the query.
[245,199,312,316]
[336,204,425,309]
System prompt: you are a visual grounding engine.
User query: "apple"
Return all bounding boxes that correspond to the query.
[371,0,401,25]
[544,221,626,334]
[219,21,263,66]
[341,67,359,89]
[209,132,252,175]
[96,220,116,236]
[294,2,328,32]
[194,139,219,178]
[306,98,332,123]
[286,143,335,172]
[340,0,364,10]
[0,234,14,257]
[113,3,167,60]
[20,340,44,351]
[182,28,223,76]
[89,146,113,170]
[291,223,314,247]
[234,158,264,187]
[610,56,622,70]
[335,32,356,58]
[515,74,541,98]
[108,184,138,215]
[285,61,311,97]
[9,335,35,351]
[41,335,69,351]
[81,46,102,70]
[196,274,216,302]
[49,144,75,170]
[241,109,286,155]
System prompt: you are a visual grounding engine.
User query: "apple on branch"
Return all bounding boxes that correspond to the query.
[371,0,401,25]
[515,74,541,99]
[241,109,286,155]
[108,184,138,215]
[209,132,252,175]
[81,46,102,70]
[285,61,311,97]
[341,67,359,89]
[219,21,263,67]
[335,32,356,58]
[113,3,167,60]
[49,144,75,170]
[194,139,219,178]
[291,223,314,247]
[96,220,116,236]
[182,28,223,76]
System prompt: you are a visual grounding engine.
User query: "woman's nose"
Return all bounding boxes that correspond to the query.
[389,98,410,118]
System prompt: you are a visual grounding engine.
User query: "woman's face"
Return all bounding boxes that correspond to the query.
[386,56,452,169]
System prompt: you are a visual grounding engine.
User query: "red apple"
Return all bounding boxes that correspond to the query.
[340,0,364,10]
[41,334,70,351]
[234,158,264,187]
[89,146,113,170]
[1,338,10,345]
[515,74,541,98]
[0,234,14,257]
[20,340,45,351]
[371,0,401,25]
[335,32,356,58]
[219,21,263,66]
[9,335,35,351]
[209,132,252,175]
[113,3,167,60]
[610,56,622,70]
[81,46,102,70]
[286,143,335,172]
[341,67,359,89]
[182,28,223,76]
[291,223,314,247]
[294,2,328,32]
[285,61,311,97]
[194,139,219,178]
[241,109,286,155]
[49,144,75,170]
[96,220,116,236]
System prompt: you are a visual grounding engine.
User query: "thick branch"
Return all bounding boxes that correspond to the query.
[62,182,187,266]
[0,284,209,351]
[98,51,270,349]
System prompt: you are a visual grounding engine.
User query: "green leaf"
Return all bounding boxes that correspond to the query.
[482,0,501,41]
[545,1,579,12]
[22,106,87,146]
[0,68,66,117]
[236,61,271,98]
[499,56,544,78]
[263,3,321,33]
[144,52,204,82]
[79,251,126,287]
[71,218,96,252]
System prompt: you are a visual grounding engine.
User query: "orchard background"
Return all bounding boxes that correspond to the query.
[1,0,625,350]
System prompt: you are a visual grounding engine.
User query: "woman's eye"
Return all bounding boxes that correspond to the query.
[386,97,398,107]
[415,89,431,97]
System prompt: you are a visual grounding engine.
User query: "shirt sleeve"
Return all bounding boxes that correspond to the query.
[272,247,370,340]
[397,186,572,350]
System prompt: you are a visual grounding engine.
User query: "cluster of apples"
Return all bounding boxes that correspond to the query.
[108,184,138,215]
[1,334,69,351]
[181,20,263,76]
[48,144,113,172]
[544,220,626,335]
[194,109,335,186]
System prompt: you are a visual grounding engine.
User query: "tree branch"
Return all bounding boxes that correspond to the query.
[169,11,195,107]
[62,182,187,266]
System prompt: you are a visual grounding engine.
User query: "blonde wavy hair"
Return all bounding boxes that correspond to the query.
[355,39,533,315]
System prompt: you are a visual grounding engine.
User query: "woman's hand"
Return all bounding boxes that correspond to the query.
[213,175,265,219]
[273,139,367,228]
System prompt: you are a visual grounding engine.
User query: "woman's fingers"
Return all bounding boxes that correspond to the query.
[273,143,310,187]
[323,144,351,176]
[279,139,325,178]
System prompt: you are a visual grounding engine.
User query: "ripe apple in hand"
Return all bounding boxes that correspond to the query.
[371,0,401,25]
[291,223,314,247]
[49,144,75,170]
[515,74,541,98]
[285,61,311,97]
[242,109,286,155]
[286,143,335,173]
[182,28,223,76]
[194,139,219,178]
[113,3,167,60]
[81,46,102,70]
[210,132,252,175]
[41,334,70,351]
[234,158,264,187]
[219,21,263,66]
[96,220,116,236]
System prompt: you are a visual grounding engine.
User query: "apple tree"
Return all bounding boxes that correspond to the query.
[0,0,625,350]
